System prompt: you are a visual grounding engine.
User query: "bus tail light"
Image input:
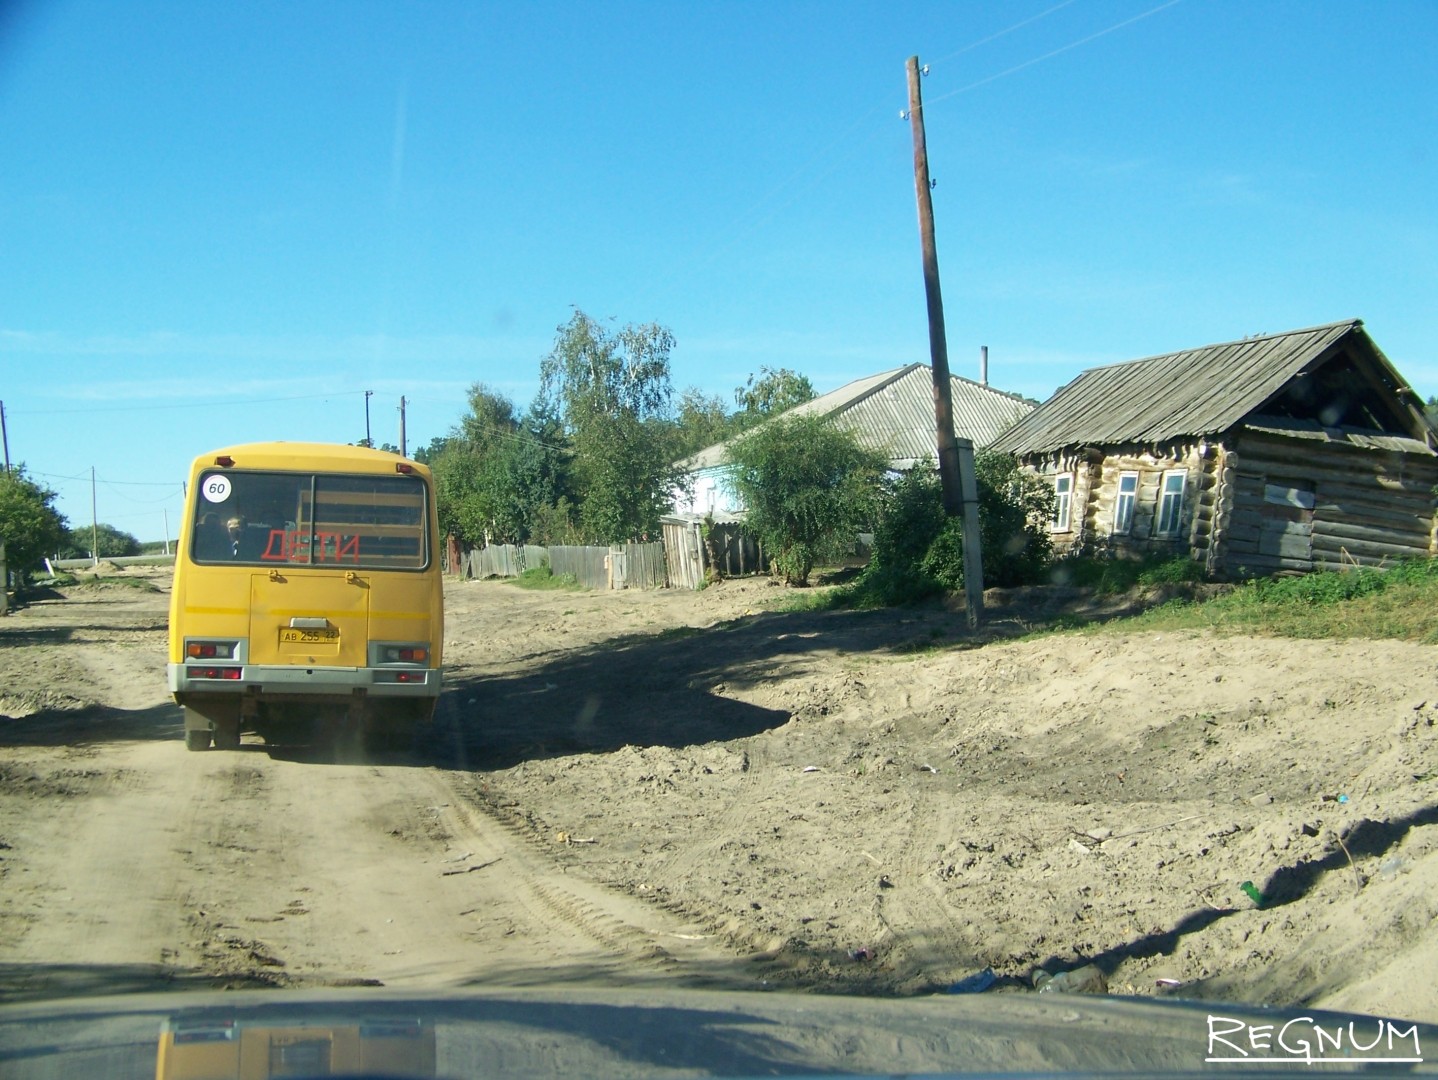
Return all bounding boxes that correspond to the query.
[186,641,237,659]
[187,666,242,680]
[379,644,428,664]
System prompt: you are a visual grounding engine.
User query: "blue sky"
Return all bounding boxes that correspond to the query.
[2,0,1435,541]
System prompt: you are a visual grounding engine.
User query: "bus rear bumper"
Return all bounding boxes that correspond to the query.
[168,663,442,699]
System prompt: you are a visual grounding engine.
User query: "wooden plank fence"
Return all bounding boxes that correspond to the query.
[461,541,668,590]
[460,543,548,580]
[663,520,704,590]
[662,518,767,589]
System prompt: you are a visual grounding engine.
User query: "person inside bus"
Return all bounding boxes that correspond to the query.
[194,511,230,560]
[225,514,253,559]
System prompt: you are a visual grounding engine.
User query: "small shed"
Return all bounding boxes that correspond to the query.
[989,320,1438,576]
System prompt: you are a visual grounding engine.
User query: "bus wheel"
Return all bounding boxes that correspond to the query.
[213,721,242,751]
[184,728,213,752]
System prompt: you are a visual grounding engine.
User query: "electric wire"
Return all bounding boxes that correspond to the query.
[923,0,1185,107]
[928,0,1081,65]
[11,389,369,416]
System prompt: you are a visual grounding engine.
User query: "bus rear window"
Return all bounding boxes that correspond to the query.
[191,471,429,570]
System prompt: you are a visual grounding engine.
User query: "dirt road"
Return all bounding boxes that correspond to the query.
[3,568,1437,1024]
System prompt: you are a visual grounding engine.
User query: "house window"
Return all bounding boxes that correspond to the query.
[1051,472,1073,532]
[1113,471,1139,535]
[1156,470,1187,536]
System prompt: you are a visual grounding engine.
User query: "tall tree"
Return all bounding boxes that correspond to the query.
[429,384,569,547]
[539,310,678,542]
[59,523,141,559]
[734,366,816,428]
[670,386,737,460]
[0,467,68,579]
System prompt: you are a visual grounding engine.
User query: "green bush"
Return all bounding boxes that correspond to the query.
[725,413,886,586]
[840,452,1055,607]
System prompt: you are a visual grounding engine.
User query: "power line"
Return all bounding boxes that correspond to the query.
[673,106,888,277]
[29,468,177,488]
[98,480,183,505]
[674,1,1184,280]
[924,0,1186,107]
[929,0,1082,65]
[11,389,369,417]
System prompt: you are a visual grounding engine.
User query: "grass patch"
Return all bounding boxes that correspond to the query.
[1047,555,1207,594]
[828,552,1438,646]
[508,566,581,591]
[1125,560,1438,642]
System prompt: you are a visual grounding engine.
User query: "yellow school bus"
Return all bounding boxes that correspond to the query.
[168,442,443,751]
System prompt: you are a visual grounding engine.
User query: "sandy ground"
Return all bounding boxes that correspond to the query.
[1,565,1436,1026]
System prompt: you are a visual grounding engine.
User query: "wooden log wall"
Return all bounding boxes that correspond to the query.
[1222,432,1438,573]
[1071,441,1219,561]
[1026,450,1095,557]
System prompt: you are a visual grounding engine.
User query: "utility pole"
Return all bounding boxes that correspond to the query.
[0,399,10,473]
[90,466,99,567]
[398,396,407,458]
[364,390,373,447]
[906,54,983,627]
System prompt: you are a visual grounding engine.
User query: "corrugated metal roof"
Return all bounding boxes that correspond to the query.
[678,364,1036,471]
[991,320,1373,455]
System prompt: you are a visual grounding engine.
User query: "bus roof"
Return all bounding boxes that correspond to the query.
[187,442,431,477]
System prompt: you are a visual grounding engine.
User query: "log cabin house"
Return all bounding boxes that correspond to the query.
[989,320,1438,576]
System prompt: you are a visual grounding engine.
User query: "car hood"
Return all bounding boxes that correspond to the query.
[2,985,1435,1078]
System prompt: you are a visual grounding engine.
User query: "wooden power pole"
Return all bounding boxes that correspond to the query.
[906,55,984,627]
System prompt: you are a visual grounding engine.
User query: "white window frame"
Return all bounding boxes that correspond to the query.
[1112,471,1139,535]
[1051,472,1074,533]
[1156,469,1187,537]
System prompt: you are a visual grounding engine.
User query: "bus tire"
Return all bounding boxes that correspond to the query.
[213,721,242,751]
[184,728,212,752]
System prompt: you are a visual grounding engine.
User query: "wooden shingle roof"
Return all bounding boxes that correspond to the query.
[990,320,1427,455]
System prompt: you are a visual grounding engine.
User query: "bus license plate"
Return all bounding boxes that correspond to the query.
[280,627,338,644]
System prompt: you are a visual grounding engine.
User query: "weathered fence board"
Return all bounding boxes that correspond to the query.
[548,545,610,589]
[662,520,705,590]
[661,518,768,589]
[460,542,667,590]
[623,541,668,589]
